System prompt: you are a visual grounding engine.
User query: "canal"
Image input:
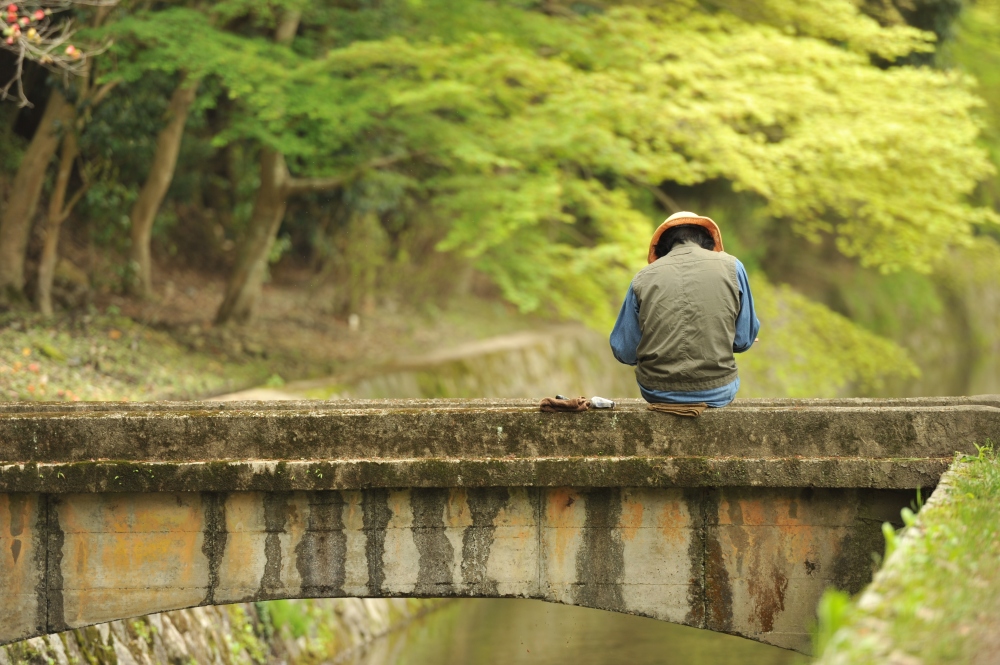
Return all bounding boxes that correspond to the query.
[342,599,799,665]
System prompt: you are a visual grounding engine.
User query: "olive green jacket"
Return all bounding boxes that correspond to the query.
[630,241,741,391]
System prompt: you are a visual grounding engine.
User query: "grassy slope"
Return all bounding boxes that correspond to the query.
[815,445,1000,664]
[0,296,546,403]
[0,313,276,402]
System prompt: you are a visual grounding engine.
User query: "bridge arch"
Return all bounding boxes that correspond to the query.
[4,485,909,652]
[2,396,998,652]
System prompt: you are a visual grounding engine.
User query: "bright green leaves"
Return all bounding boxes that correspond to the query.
[437,175,649,327]
[315,2,996,321]
[580,7,998,274]
[706,0,936,60]
[946,0,1000,213]
[101,0,997,329]
[104,7,298,148]
[737,277,920,397]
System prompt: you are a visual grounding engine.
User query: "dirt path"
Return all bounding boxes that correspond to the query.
[209,324,586,401]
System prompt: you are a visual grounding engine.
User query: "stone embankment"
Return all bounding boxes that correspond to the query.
[0,598,441,665]
[815,447,1000,664]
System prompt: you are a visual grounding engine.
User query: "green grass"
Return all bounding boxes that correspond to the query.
[0,312,273,402]
[815,443,1000,664]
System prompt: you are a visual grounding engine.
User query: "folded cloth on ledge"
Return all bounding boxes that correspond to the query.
[539,396,590,412]
[646,402,709,418]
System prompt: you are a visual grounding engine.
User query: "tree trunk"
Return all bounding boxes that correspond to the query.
[214,10,301,325]
[128,76,199,299]
[36,129,80,316]
[214,148,289,324]
[0,89,70,303]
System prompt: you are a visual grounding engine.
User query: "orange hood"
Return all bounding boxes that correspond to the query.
[647,211,724,264]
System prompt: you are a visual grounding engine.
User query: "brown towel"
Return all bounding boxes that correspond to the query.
[646,402,709,418]
[540,396,590,412]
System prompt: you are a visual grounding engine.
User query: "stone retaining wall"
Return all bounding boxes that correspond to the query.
[0,599,440,665]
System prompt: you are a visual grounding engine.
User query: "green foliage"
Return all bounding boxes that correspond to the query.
[224,605,269,664]
[130,619,154,646]
[1,0,993,398]
[96,0,999,329]
[711,0,937,58]
[267,234,292,264]
[812,589,854,657]
[881,519,899,559]
[945,0,1000,213]
[264,599,311,639]
[835,269,944,341]
[737,276,920,397]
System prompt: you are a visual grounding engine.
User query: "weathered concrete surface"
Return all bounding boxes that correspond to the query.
[1,486,909,652]
[1,397,997,652]
[0,397,997,492]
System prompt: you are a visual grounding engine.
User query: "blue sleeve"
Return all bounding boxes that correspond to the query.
[733,259,760,353]
[610,283,641,366]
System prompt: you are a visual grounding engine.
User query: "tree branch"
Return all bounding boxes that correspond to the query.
[282,153,412,196]
[56,180,90,223]
[635,180,682,214]
[0,1,120,106]
[274,9,302,45]
[87,78,120,106]
[282,174,350,196]
[539,1,578,18]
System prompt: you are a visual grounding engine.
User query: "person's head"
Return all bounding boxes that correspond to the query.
[646,211,724,263]
[654,224,716,258]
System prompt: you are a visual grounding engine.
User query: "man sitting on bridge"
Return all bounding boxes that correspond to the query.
[610,211,760,408]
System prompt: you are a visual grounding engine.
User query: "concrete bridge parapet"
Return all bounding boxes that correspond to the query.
[1,396,998,652]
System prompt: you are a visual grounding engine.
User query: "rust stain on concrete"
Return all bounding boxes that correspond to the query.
[618,491,644,542]
[444,488,472,529]
[0,493,46,641]
[546,488,580,523]
[217,493,267,597]
[545,487,583,567]
[58,494,206,592]
[656,494,690,546]
[494,487,535,528]
[748,567,789,633]
[735,498,767,527]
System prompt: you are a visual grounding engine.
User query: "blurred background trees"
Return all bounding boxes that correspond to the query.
[0,0,998,398]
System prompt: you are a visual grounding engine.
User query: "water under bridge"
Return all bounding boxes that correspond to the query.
[1,396,998,652]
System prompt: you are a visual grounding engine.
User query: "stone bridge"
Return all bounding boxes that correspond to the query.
[1,396,998,653]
